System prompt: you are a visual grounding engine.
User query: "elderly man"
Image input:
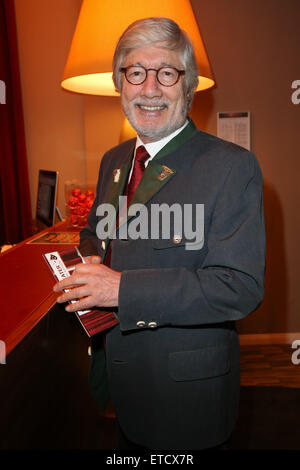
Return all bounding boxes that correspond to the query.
[54,17,265,450]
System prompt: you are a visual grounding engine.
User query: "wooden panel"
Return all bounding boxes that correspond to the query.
[240,344,300,388]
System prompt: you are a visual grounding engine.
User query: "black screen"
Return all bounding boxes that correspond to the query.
[36,170,58,227]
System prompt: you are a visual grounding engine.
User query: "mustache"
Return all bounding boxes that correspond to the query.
[131,98,169,107]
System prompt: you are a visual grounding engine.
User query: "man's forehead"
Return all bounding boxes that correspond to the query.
[124,45,182,67]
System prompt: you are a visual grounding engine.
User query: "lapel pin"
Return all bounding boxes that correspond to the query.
[113,169,121,183]
[157,165,174,181]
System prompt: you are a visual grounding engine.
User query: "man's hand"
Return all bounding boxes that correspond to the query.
[53,255,121,312]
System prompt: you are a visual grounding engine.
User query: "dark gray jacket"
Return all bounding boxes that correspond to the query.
[80,120,265,450]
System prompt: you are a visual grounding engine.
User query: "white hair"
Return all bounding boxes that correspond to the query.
[112,17,199,110]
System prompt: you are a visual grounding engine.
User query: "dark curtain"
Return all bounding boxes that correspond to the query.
[0,0,32,245]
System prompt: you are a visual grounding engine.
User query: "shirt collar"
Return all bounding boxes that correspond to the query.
[135,120,189,161]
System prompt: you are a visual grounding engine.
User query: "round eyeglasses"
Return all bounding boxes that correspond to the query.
[120,65,185,87]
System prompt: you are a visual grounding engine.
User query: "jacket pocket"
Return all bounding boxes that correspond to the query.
[168,344,230,382]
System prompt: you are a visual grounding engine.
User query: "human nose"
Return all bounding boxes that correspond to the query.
[140,70,162,97]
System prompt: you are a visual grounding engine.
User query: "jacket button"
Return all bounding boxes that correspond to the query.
[136,321,146,327]
[148,321,158,328]
[173,234,182,244]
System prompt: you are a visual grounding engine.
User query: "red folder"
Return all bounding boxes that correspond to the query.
[43,247,118,337]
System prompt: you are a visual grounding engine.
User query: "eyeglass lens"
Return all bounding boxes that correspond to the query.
[125,66,180,86]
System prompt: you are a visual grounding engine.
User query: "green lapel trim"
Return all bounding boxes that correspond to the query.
[118,119,197,228]
[129,161,175,206]
[118,160,176,228]
[152,117,197,161]
[106,119,198,243]
[127,118,197,208]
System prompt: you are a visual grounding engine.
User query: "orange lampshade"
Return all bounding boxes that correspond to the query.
[61,0,215,96]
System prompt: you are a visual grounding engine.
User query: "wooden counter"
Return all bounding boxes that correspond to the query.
[0,221,80,357]
[0,222,119,450]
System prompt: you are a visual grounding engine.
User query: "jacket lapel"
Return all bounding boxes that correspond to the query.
[107,141,135,212]
[103,145,134,246]
[153,117,197,162]
[118,118,197,228]
[118,160,176,227]
[106,159,132,214]
[133,118,196,197]
[129,160,176,206]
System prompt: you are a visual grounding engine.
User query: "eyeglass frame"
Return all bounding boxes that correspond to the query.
[120,65,186,87]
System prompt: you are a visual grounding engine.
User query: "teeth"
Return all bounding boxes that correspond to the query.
[139,105,164,111]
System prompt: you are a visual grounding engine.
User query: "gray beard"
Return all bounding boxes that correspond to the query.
[122,101,188,143]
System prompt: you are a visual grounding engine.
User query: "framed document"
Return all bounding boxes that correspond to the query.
[217,111,251,150]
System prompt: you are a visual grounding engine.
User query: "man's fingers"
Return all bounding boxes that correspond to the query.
[73,262,109,274]
[53,273,89,292]
[65,298,93,312]
[56,284,90,304]
[53,262,120,309]
[83,255,101,264]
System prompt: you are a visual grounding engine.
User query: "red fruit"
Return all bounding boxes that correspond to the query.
[72,188,81,198]
[68,197,78,208]
[78,206,87,216]
[85,190,94,199]
[85,197,94,209]
[78,193,87,205]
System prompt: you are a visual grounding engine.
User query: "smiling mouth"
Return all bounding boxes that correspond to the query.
[137,104,166,111]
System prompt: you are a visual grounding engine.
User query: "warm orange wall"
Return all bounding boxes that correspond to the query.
[189,0,300,334]
[14,0,85,217]
[15,0,300,333]
[83,95,124,185]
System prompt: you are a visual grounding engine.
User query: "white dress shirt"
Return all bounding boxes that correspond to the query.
[127,120,189,182]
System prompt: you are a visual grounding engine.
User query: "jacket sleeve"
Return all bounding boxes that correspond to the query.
[118,151,266,331]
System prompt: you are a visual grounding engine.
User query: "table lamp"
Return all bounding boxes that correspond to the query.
[62,0,214,93]
[61,0,215,139]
